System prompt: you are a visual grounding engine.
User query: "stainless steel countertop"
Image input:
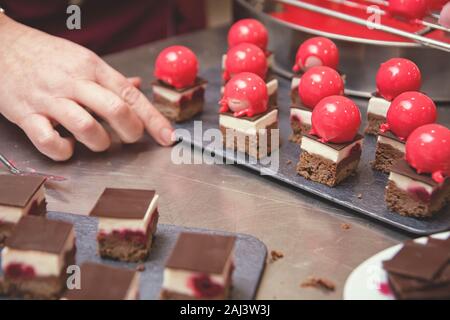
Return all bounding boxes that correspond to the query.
[3,26,446,299]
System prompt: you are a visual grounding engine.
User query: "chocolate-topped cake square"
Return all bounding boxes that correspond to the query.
[152,77,207,123]
[160,232,236,300]
[90,188,159,262]
[385,160,450,218]
[365,93,391,135]
[0,175,47,246]
[289,104,312,144]
[62,262,139,300]
[297,134,364,187]
[373,130,405,173]
[1,216,76,299]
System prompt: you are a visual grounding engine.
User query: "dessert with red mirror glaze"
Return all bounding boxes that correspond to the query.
[152,45,207,122]
[219,72,279,159]
[385,124,450,218]
[90,188,160,262]
[296,96,363,187]
[1,216,76,299]
[388,0,429,21]
[373,92,437,173]
[160,232,235,300]
[366,58,422,135]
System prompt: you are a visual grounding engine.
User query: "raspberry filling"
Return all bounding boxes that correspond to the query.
[5,263,36,280]
[408,186,432,203]
[290,114,301,125]
[187,273,224,298]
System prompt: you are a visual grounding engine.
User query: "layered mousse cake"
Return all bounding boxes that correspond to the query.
[90,188,159,262]
[385,124,450,218]
[373,92,437,173]
[297,96,363,187]
[290,66,344,144]
[222,43,278,107]
[219,72,279,159]
[62,262,140,300]
[152,45,207,122]
[291,37,341,106]
[365,58,422,135]
[0,175,47,246]
[160,232,236,300]
[1,216,76,299]
[383,236,450,300]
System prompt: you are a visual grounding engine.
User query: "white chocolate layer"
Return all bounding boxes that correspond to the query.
[0,186,45,224]
[291,76,301,90]
[301,135,363,163]
[219,109,278,135]
[153,84,206,104]
[290,108,312,126]
[1,228,75,277]
[378,135,405,153]
[98,194,159,234]
[367,96,391,118]
[388,172,434,195]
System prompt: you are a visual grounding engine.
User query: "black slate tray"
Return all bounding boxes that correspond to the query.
[0,211,267,300]
[172,66,450,235]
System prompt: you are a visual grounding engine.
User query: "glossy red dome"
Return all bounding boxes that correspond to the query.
[223,43,268,81]
[388,0,429,20]
[228,19,268,51]
[293,37,339,73]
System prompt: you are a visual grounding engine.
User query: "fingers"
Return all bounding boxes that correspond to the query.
[47,98,111,152]
[19,114,74,161]
[73,80,144,143]
[127,77,142,89]
[95,61,174,146]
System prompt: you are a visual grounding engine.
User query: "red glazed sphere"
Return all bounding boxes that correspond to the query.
[406,124,450,183]
[311,96,361,143]
[298,66,344,109]
[228,19,268,51]
[154,45,198,89]
[376,58,422,101]
[382,91,437,140]
[223,43,268,81]
[219,72,268,117]
[388,0,429,20]
[439,3,450,28]
[292,37,339,73]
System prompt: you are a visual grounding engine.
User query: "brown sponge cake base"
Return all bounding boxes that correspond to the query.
[98,213,159,263]
[154,95,204,123]
[385,181,450,218]
[365,113,385,135]
[373,142,404,173]
[289,121,311,144]
[296,150,361,187]
[291,88,299,106]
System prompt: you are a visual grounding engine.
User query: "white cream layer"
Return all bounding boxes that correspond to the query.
[219,109,278,135]
[162,256,233,296]
[367,96,391,117]
[291,76,301,90]
[388,172,434,195]
[290,108,312,126]
[0,186,45,224]
[98,194,159,234]
[153,84,206,104]
[301,135,363,163]
[378,135,405,153]
[1,228,75,277]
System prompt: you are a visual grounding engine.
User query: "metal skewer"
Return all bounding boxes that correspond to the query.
[275,0,450,52]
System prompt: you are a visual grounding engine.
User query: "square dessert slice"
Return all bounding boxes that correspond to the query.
[365,94,391,135]
[0,175,47,246]
[219,107,279,159]
[160,232,236,300]
[62,262,140,300]
[152,77,207,123]
[297,133,364,187]
[373,130,405,173]
[1,216,76,299]
[289,104,312,144]
[385,160,450,218]
[90,188,159,262]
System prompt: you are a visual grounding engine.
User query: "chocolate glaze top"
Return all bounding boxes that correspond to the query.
[152,77,207,93]
[63,262,137,300]
[391,159,448,187]
[220,105,277,122]
[379,130,404,143]
[0,175,45,208]
[90,188,156,220]
[5,215,73,254]
[303,133,363,151]
[165,232,236,274]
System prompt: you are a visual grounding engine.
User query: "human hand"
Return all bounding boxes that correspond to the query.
[0,15,174,161]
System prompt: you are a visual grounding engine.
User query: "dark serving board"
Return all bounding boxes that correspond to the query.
[0,211,267,300]
[172,66,450,235]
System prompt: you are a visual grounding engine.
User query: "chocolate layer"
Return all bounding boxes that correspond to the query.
[391,159,444,188]
[0,175,46,208]
[365,113,385,135]
[166,233,235,274]
[5,216,73,254]
[373,141,404,173]
[303,133,364,151]
[152,77,207,93]
[63,262,136,300]
[90,188,156,219]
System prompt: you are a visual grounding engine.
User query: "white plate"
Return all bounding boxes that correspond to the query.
[343,231,450,300]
